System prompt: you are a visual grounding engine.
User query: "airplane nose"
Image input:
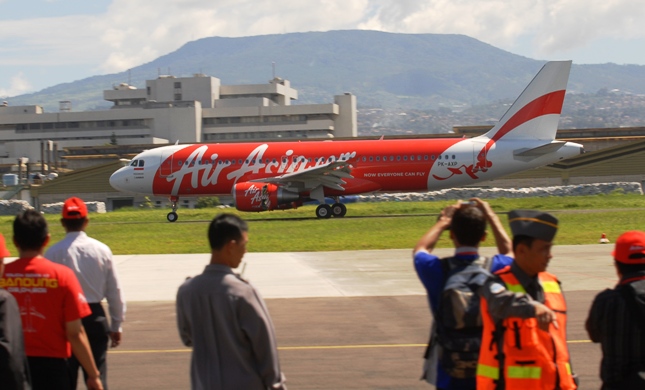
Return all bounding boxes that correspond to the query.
[109,168,127,191]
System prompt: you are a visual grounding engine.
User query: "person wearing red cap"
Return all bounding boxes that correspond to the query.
[0,233,31,389]
[46,197,125,390]
[586,230,645,389]
[2,209,102,390]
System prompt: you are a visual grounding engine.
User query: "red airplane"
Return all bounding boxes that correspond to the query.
[110,61,583,221]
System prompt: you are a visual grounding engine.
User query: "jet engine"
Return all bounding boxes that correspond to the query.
[233,182,301,212]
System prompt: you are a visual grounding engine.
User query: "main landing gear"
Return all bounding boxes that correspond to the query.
[315,198,347,219]
[167,196,179,222]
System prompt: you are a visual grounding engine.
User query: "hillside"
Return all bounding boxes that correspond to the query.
[6,30,645,113]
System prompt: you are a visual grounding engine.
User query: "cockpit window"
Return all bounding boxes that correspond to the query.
[130,160,138,167]
[138,160,144,167]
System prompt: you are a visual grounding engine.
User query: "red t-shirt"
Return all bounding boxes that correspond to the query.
[0,256,91,358]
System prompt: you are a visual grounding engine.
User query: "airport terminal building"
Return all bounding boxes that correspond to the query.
[0,74,357,167]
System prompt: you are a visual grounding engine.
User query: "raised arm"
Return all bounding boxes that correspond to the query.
[470,198,512,256]
[413,202,458,255]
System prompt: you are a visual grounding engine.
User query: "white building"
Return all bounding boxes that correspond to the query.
[0,74,357,168]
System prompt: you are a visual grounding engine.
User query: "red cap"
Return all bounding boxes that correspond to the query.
[62,197,88,219]
[0,233,11,257]
[613,231,645,264]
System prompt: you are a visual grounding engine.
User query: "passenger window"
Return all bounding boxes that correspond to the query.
[404,156,408,161]
[376,156,380,162]
[396,156,401,161]
[410,156,415,161]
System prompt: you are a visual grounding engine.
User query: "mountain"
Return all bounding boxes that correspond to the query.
[7,30,645,112]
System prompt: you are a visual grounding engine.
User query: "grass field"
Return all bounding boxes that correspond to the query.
[1,193,643,254]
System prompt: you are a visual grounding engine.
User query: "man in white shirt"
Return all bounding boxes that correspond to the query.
[46,197,125,389]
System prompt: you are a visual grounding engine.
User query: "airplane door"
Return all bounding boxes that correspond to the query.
[159,149,175,177]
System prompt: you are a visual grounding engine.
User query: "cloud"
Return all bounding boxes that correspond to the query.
[0,72,33,98]
[535,0,645,56]
[93,0,372,73]
[357,0,645,59]
[3,0,645,91]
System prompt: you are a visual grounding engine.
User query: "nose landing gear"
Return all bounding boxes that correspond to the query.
[167,196,179,222]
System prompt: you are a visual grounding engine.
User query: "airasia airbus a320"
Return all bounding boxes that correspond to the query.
[109,61,583,221]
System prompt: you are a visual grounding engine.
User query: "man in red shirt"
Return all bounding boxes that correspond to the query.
[1,210,102,390]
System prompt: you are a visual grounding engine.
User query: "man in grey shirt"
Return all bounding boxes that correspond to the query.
[176,213,286,390]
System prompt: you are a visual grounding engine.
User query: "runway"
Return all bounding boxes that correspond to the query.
[108,245,614,389]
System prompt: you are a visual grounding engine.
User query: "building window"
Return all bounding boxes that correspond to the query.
[174,82,181,89]
[174,94,182,101]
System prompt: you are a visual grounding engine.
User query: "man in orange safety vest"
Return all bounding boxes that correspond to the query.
[477,210,578,390]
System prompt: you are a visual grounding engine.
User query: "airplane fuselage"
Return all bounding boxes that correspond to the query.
[110,136,582,199]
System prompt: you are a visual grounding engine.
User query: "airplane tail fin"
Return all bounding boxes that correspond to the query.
[481,61,572,142]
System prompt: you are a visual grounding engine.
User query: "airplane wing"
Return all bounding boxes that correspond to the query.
[249,161,353,192]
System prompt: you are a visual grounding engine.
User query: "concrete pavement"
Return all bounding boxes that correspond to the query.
[115,244,617,301]
[65,245,616,388]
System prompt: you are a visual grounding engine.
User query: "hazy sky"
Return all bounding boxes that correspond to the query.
[2,0,645,98]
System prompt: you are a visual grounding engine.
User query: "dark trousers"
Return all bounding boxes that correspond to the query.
[28,356,70,390]
[69,303,109,390]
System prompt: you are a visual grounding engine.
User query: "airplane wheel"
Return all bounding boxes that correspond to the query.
[331,203,347,218]
[167,212,178,222]
[315,204,332,219]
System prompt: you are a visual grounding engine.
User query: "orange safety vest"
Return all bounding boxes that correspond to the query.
[476,266,577,390]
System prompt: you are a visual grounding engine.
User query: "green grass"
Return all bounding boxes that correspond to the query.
[1,193,644,254]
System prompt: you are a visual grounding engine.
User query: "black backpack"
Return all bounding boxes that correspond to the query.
[435,256,492,379]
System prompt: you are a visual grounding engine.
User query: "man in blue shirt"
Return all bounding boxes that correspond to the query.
[413,198,513,390]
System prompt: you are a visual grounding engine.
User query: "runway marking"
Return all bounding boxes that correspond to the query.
[110,340,592,354]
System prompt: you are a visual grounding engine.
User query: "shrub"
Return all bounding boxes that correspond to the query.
[195,197,221,208]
